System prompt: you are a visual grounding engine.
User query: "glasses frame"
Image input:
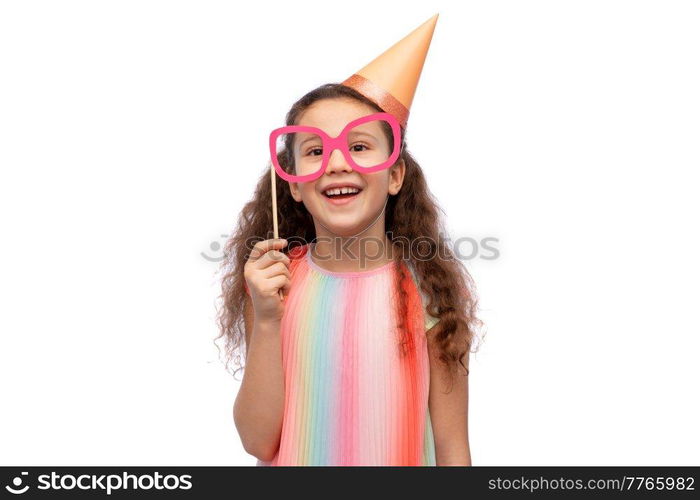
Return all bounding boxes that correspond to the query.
[269,112,402,183]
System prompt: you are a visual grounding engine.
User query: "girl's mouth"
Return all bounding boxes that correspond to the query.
[322,187,362,206]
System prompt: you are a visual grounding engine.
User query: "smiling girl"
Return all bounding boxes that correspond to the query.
[216,15,482,466]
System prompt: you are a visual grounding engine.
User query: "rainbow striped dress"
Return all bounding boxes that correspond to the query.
[254,243,438,466]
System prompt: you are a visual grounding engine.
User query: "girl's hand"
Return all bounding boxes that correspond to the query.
[244,238,291,323]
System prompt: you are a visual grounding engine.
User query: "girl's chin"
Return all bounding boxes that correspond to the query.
[308,195,380,235]
[314,211,374,236]
[318,219,363,235]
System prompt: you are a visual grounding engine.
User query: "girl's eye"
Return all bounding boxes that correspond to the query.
[306,147,323,156]
[350,143,369,152]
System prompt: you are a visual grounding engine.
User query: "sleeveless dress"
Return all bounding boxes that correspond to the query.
[246,242,439,466]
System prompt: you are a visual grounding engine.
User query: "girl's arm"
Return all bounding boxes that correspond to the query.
[232,295,285,462]
[427,332,471,466]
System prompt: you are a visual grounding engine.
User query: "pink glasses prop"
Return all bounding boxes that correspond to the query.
[269,112,402,183]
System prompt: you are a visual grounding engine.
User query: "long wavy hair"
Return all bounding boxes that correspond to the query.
[215,83,484,390]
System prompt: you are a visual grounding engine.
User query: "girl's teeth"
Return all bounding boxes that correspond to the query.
[325,187,360,196]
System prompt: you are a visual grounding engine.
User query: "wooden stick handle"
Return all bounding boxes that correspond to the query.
[270,166,285,301]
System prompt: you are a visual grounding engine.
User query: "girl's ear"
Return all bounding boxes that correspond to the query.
[289,181,303,202]
[388,159,406,195]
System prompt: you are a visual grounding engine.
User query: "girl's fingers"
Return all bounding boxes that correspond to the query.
[248,239,288,265]
[265,274,290,296]
[255,250,290,270]
[261,261,291,280]
[244,240,292,301]
[280,277,292,298]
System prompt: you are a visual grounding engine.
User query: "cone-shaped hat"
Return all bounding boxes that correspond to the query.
[342,13,439,129]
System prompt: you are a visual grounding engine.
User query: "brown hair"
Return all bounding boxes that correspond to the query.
[215,83,483,389]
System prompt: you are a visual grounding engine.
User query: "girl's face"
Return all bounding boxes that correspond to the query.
[288,97,405,237]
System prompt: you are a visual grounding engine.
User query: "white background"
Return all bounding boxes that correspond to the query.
[1,0,698,466]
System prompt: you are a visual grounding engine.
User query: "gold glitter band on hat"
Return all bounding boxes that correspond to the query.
[342,73,410,129]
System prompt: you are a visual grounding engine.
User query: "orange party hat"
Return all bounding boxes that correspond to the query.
[342,13,439,129]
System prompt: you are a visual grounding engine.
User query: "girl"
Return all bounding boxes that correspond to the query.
[216,83,482,466]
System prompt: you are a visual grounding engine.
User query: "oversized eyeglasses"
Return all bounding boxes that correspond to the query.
[269,112,402,183]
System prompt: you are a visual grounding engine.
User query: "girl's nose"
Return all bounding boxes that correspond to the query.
[325,148,353,174]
